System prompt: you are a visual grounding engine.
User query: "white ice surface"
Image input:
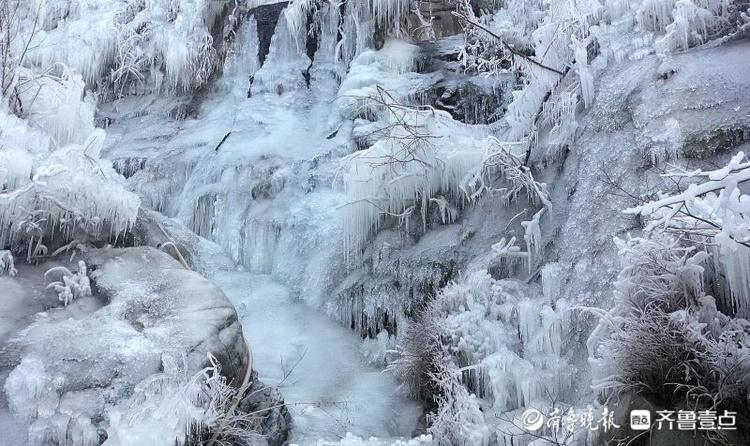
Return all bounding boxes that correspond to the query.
[214,271,422,444]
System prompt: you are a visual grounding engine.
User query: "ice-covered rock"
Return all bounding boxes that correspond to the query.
[2,246,251,445]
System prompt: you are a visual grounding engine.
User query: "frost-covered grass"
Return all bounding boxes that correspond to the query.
[105,353,261,446]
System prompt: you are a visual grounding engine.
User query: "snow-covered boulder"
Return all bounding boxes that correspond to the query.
[85,246,250,382]
[2,246,250,445]
[128,208,236,275]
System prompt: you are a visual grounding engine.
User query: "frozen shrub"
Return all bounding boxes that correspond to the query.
[391,270,573,444]
[44,261,92,307]
[388,305,443,400]
[0,3,140,255]
[105,353,264,446]
[625,151,750,317]
[592,234,750,438]
[13,0,229,96]
[427,365,491,446]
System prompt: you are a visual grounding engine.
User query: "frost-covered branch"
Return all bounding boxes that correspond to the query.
[460,137,550,206]
[344,85,441,168]
[625,151,750,249]
[452,10,565,77]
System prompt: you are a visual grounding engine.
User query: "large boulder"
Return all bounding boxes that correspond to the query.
[127,208,236,275]
[2,246,249,445]
[86,247,249,383]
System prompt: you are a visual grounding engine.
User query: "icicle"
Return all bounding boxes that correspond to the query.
[521,208,545,269]
[368,0,411,36]
[541,262,563,303]
[572,35,595,108]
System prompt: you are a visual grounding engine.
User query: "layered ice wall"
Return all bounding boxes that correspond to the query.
[101,0,444,308]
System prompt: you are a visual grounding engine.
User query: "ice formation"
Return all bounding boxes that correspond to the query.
[16,0,230,95]
[0,66,139,253]
[104,353,254,446]
[626,151,750,316]
[2,0,749,444]
[0,250,17,276]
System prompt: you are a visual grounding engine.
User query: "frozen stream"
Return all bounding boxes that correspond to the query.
[213,271,422,444]
[94,6,425,443]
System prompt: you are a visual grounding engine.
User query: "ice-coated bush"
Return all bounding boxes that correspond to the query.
[105,353,263,446]
[591,234,750,439]
[390,269,573,444]
[12,0,231,96]
[44,261,92,307]
[0,5,140,256]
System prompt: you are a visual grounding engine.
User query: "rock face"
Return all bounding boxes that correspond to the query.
[409,0,463,41]
[128,208,236,275]
[2,247,250,445]
[236,371,293,446]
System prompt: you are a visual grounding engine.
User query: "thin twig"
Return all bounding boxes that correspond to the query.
[452,12,566,76]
